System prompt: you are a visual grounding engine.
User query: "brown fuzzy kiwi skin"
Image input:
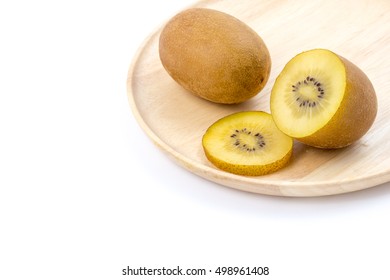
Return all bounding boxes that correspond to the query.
[159,8,271,104]
[203,145,292,176]
[297,55,377,149]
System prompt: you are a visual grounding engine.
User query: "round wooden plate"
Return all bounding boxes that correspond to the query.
[127,0,390,196]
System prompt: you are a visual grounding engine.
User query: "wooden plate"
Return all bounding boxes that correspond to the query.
[127,0,390,197]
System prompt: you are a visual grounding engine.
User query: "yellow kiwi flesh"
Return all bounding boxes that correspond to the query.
[271,49,377,149]
[202,111,293,176]
[159,8,271,104]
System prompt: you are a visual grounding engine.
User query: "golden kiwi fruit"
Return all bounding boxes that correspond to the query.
[159,8,271,104]
[202,111,293,176]
[270,49,377,149]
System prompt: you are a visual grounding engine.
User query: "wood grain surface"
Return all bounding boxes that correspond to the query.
[127,0,390,196]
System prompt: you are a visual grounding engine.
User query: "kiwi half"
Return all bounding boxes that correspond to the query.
[202,111,293,176]
[270,49,377,148]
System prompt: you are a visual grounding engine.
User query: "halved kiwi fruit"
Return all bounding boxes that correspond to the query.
[271,49,377,148]
[202,111,293,176]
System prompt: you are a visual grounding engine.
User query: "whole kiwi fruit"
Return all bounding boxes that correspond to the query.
[159,8,271,104]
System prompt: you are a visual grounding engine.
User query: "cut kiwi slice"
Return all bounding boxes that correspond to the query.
[202,111,293,176]
[270,49,377,148]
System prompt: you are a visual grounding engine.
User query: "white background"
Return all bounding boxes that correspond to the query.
[1,1,390,279]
